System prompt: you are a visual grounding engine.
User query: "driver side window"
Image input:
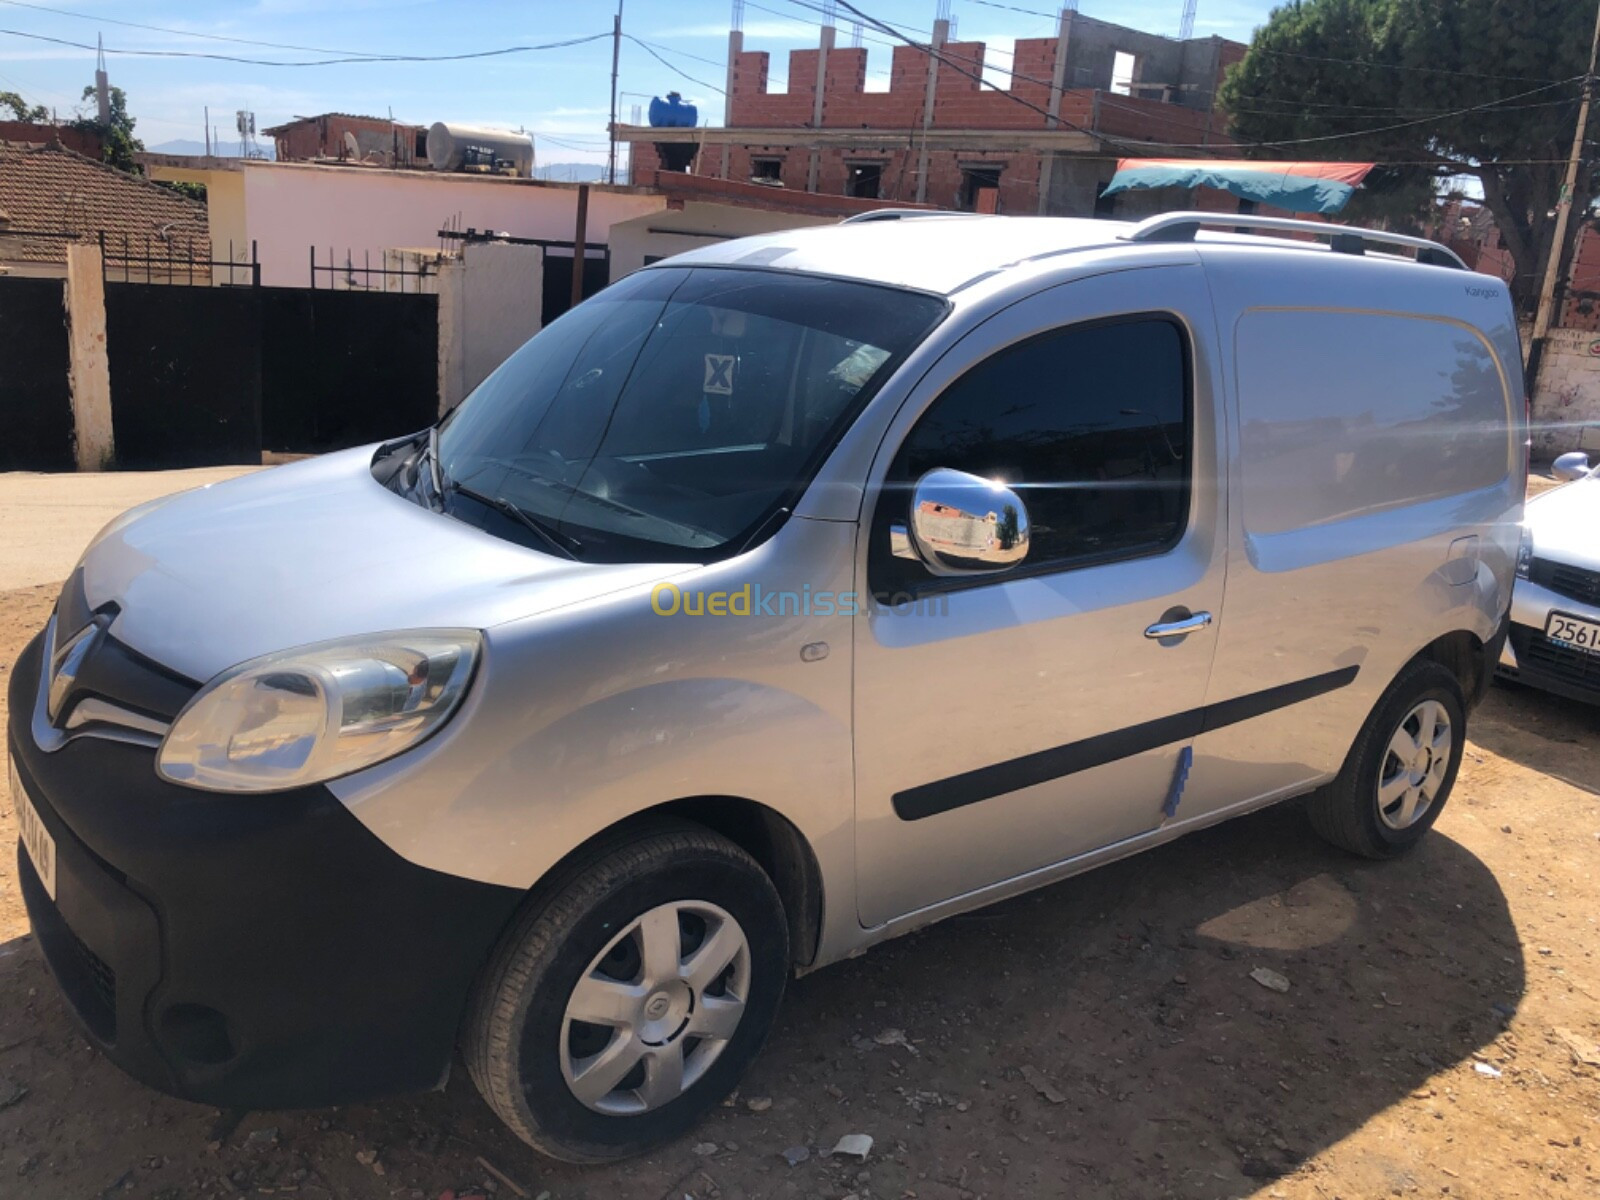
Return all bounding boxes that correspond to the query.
[871,315,1192,594]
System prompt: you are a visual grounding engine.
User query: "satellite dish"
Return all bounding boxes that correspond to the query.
[343,130,361,160]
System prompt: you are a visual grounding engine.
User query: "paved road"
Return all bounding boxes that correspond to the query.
[0,466,261,591]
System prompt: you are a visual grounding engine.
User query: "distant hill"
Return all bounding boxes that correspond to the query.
[148,138,276,160]
[535,161,608,183]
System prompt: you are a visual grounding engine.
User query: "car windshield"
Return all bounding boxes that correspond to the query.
[435,266,947,562]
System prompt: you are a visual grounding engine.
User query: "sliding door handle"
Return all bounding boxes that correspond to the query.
[1145,611,1213,640]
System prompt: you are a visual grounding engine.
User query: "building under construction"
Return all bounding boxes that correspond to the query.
[622,9,1246,216]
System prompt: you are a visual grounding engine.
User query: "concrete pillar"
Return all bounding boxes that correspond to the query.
[914,19,949,206]
[1037,7,1074,215]
[437,241,544,417]
[64,241,114,471]
[723,29,742,181]
[807,25,835,193]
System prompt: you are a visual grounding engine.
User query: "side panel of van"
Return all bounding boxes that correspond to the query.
[1180,249,1524,823]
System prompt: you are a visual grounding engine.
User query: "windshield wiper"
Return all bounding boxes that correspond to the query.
[447,480,581,561]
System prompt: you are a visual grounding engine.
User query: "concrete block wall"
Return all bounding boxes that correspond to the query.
[1531,327,1600,456]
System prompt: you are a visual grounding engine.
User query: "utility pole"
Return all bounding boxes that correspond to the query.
[1528,0,1600,391]
[607,0,624,186]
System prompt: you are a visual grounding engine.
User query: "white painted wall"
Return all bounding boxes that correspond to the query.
[238,162,665,287]
[1531,327,1600,457]
[607,201,840,280]
[437,240,544,415]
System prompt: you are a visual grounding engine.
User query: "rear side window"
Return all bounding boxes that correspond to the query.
[1235,311,1511,536]
[874,316,1191,587]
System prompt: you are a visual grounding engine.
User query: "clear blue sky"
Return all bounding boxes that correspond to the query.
[0,0,1273,161]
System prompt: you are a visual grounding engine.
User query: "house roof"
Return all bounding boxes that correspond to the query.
[0,143,208,263]
[262,112,420,135]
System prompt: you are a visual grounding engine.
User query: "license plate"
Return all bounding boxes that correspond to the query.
[9,757,56,902]
[1546,610,1600,655]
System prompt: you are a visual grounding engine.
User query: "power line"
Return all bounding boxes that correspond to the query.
[1121,75,1586,150]
[0,0,384,57]
[626,34,726,96]
[960,0,1057,20]
[0,27,612,67]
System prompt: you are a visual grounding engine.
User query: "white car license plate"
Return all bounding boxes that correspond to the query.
[1546,611,1600,655]
[9,757,56,901]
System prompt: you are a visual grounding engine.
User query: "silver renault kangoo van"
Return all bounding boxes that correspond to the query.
[8,213,1525,1161]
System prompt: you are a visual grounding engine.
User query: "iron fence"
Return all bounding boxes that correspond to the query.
[99,232,260,287]
[310,246,443,292]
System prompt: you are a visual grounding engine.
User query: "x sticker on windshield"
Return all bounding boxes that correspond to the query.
[703,354,735,395]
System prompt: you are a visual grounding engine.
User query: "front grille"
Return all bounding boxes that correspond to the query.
[1529,558,1600,608]
[1510,625,1600,693]
[19,852,118,1043]
[72,931,118,1023]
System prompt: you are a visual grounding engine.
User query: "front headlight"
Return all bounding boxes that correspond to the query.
[1516,526,1534,579]
[157,630,480,792]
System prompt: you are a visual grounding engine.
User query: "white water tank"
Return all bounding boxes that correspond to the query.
[425,122,535,176]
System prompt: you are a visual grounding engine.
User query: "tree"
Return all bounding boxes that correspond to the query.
[72,83,143,173]
[0,90,48,121]
[1219,0,1597,317]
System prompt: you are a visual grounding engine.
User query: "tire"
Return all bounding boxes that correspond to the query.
[1307,659,1466,860]
[462,820,789,1163]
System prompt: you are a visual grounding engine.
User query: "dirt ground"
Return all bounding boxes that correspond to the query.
[2,533,1599,1198]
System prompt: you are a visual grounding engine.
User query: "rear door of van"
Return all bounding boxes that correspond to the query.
[1180,247,1523,824]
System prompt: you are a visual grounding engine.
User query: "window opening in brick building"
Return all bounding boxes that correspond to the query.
[751,157,784,184]
[1111,51,1138,95]
[960,167,1003,214]
[845,162,883,199]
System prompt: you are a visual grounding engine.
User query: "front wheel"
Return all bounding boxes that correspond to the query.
[463,821,789,1163]
[1307,659,1466,859]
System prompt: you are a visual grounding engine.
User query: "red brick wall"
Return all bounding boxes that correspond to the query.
[640,31,1237,212]
[269,115,421,162]
[0,122,101,158]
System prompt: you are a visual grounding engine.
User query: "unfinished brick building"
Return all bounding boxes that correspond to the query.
[623,12,1246,217]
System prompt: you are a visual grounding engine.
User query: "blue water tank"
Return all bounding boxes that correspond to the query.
[648,92,698,129]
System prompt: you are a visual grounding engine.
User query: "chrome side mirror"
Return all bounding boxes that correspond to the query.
[1553,451,1593,482]
[890,468,1030,576]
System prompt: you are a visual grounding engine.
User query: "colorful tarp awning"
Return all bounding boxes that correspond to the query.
[1100,160,1377,216]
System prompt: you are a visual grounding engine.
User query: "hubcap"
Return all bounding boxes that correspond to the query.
[1377,699,1452,831]
[559,900,751,1116]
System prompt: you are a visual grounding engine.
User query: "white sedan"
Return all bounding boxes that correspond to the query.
[1499,452,1600,703]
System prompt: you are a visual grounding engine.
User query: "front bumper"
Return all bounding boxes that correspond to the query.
[1497,576,1600,704]
[8,628,524,1110]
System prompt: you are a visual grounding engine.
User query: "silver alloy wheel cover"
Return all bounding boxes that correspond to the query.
[1376,698,1452,831]
[559,900,751,1116]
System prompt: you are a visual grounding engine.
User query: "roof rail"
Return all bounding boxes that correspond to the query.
[839,208,962,225]
[1126,211,1468,270]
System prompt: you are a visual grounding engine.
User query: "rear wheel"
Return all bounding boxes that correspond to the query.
[1307,660,1465,859]
[463,822,788,1163]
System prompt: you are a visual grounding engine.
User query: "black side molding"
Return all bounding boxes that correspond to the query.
[893,665,1360,822]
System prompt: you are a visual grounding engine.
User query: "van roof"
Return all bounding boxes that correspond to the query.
[654,212,1472,298]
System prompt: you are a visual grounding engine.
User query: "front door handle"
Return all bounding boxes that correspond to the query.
[1145,611,1213,640]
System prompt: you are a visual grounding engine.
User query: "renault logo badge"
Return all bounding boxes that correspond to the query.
[47,615,108,724]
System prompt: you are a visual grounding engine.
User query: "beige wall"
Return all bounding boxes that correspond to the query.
[437,240,544,415]
[142,163,250,285]
[607,200,840,279]
[1532,328,1600,457]
[63,242,114,471]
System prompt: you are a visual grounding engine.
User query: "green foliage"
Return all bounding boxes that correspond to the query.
[1219,0,1597,313]
[157,180,207,202]
[0,90,48,121]
[71,83,144,174]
